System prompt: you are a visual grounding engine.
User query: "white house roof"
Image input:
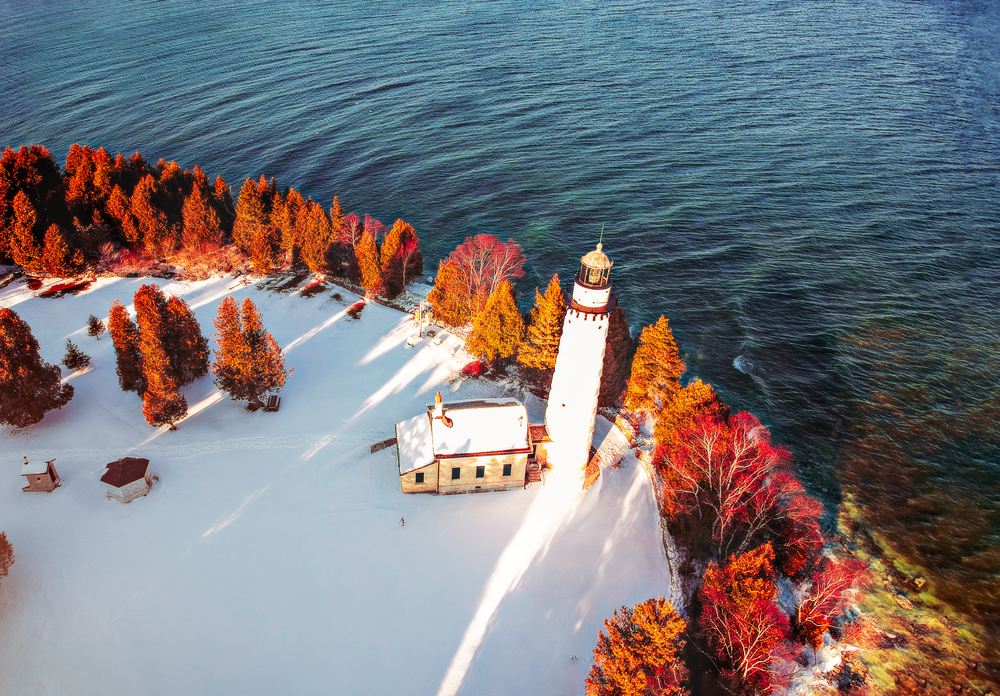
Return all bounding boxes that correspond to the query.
[22,459,49,476]
[395,398,531,475]
[430,399,529,457]
[396,413,435,475]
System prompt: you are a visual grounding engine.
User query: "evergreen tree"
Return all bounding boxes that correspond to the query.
[587,597,690,696]
[518,274,566,372]
[62,339,91,371]
[379,219,422,298]
[652,378,728,451]
[135,285,188,428]
[597,307,634,408]
[467,281,525,363]
[131,174,173,256]
[211,175,235,233]
[162,296,210,386]
[107,184,140,244]
[10,191,41,270]
[87,314,106,339]
[301,200,333,273]
[107,300,145,394]
[41,224,75,276]
[356,228,383,295]
[212,297,290,409]
[0,308,74,427]
[427,260,471,327]
[624,316,684,414]
[181,174,223,250]
[0,531,13,590]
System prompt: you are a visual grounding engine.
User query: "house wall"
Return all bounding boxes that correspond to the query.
[22,471,58,492]
[107,474,151,503]
[400,463,438,494]
[435,453,527,494]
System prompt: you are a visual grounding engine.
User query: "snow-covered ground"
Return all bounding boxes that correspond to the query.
[0,275,672,696]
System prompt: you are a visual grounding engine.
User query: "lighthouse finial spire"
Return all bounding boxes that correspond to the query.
[597,223,605,251]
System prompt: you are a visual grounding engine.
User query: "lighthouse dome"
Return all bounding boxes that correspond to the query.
[580,243,612,270]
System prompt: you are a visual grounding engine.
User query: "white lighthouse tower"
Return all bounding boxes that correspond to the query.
[545,241,615,469]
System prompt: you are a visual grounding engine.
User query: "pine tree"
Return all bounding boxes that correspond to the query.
[107,300,145,394]
[518,274,566,372]
[467,281,525,363]
[211,175,235,233]
[301,200,333,273]
[380,219,422,298]
[427,260,471,327]
[587,597,690,696]
[131,174,173,256]
[135,285,188,428]
[140,338,188,429]
[181,174,223,250]
[0,308,74,427]
[598,307,634,408]
[652,378,728,451]
[87,314,106,339]
[0,531,13,589]
[107,183,140,244]
[355,228,383,296]
[162,296,210,386]
[212,297,290,409]
[10,191,41,270]
[624,316,684,414]
[62,339,91,371]
[41,224,75,276]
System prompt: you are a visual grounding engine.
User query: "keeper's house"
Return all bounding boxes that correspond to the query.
[395,394,532,494]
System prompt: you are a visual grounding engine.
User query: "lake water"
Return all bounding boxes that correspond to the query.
[3,0,998,652]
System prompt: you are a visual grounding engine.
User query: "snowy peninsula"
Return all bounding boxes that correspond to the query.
[0,274,672,695]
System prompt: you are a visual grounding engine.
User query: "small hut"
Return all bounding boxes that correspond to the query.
[101,457,152,503]
[21,457,61,492]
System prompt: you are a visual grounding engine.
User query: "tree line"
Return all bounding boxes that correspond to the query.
[0,288,288,430]
[584,317,868,696]
[0,144,422,295]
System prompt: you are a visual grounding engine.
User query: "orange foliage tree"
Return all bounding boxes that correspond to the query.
[466,281,525,363]
[212,297,291,410]
[356,217,384,295]
[379,219,423,298]
[699,543,790,695]
[625,316,684,415]
[182,166,224,251]
[652,379,729,452]
[108,300,145,394]
[587,597,690,696]
[517,274,566,374]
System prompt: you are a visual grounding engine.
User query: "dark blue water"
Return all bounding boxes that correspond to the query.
[3,0,999,641]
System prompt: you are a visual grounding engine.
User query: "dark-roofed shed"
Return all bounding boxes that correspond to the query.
[101,457,152,503]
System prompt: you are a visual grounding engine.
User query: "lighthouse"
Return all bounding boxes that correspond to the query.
[544,242,615,469]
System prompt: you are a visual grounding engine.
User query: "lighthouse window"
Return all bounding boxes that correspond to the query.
[475,466,485,478]
[451,467,461,480]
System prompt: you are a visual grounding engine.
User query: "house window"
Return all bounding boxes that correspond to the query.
[415,472,424,484]
[451,467,461,480]
[475,466,485,478]
[502,463,512,477]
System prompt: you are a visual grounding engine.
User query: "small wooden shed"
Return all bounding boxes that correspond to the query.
[101,457,152,503]
[22,457,61,492]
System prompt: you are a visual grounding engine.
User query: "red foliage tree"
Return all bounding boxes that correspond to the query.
[339,212,363,283]
[793,556,869,652]
[9,191,42,269]
[0,308,74,427]
[657,411,790,558]
[699,543,790,694]
[428,234,525,324]
[587,597,690,696]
